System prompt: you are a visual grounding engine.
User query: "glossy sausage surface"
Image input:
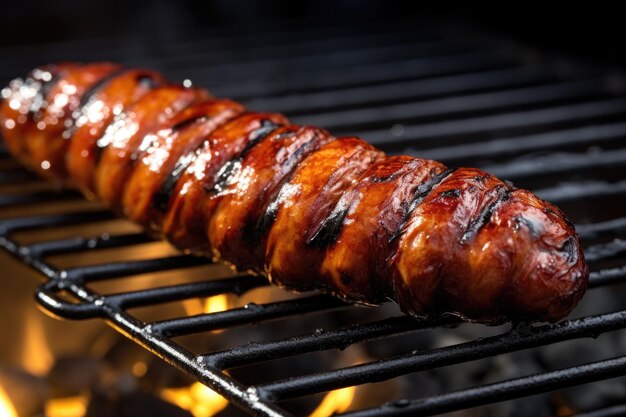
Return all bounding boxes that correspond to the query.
[0,63,589,323]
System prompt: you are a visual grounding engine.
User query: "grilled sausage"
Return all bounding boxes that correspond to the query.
[0,63,589,323]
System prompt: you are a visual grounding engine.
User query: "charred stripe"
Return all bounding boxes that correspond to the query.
[388,167,456,244]
[460,184,511,243]
[252,132,326,242]
[206,119,282,194]
[152,118,281,213]
[152,147,202,212]
[306,194,353,248]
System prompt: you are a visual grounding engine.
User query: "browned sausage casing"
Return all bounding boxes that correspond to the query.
[0,63,589,323]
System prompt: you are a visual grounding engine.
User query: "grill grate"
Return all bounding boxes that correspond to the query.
[1,17,626,417]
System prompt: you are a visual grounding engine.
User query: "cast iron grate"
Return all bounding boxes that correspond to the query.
[1,18,626,417]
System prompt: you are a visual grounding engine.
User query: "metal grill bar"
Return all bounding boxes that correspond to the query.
[295,79,607,130]
[418,122,626,163]
[25,233,153,257]
[151,295,347,337]
[535,179,626,204]
[483,149,626,180]
[585,240,626,264]
[0,20,437,77]
[102,277,266,310]
[42,277,294,417]
[359,98,626,147]
[212,51,513,99]
[340,355,626,417]
[202,263,626,372]
[0,190,82,208]
[576,217,626,240]
[245,65,561,114]
[2,205,624,411]
[170,33,454,67]
[252,311,626,401]
[163,40,474,84]
[60,256,211,282]
[589,266,626,288]
[0,18,415,54]
[200,316,456,370]
[0,211,115,236]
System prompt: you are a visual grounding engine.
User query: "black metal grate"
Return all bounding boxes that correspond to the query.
[1,17,626,417]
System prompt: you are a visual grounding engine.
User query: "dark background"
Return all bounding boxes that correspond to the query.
[1,1,624,68]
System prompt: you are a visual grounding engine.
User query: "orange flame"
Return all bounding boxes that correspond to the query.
[183,294,231,316]
[21,311,54,376]
[203,295,229,315]
[309,386,356,417]
[161,383,228,417]
[177,294,357,417]
[182,294,231,334]
[160,294,232,416]
[17,312,89,417]
[45,396,88,417]
[0,385,18,417]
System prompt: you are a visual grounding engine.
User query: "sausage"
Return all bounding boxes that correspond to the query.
[0,63,589,323]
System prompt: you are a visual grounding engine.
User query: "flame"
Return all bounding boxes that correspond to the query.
[203,295,229,314]
[45,396,88,417]
[161,383,228,417]
[160,295,231,416]
[18,313,89,417]
[309,386,356,417]
[175,294,356,417]
[0,385,18,417]
[183,295,230,316]
[182,298,204,315]
[182,295,231,334]
[21,311,54,376]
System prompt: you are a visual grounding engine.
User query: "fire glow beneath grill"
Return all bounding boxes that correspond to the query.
[161,294,230,416]
[0,385,17,417]
[182,294,232,334]
[164,295,358,417]
[309,386,356,417]
[21,313,54,376]
[161,378,356,417]
[1,308,91,417]
[161,383,228,417]
[45,397,88,417]
[0,270,359,417]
